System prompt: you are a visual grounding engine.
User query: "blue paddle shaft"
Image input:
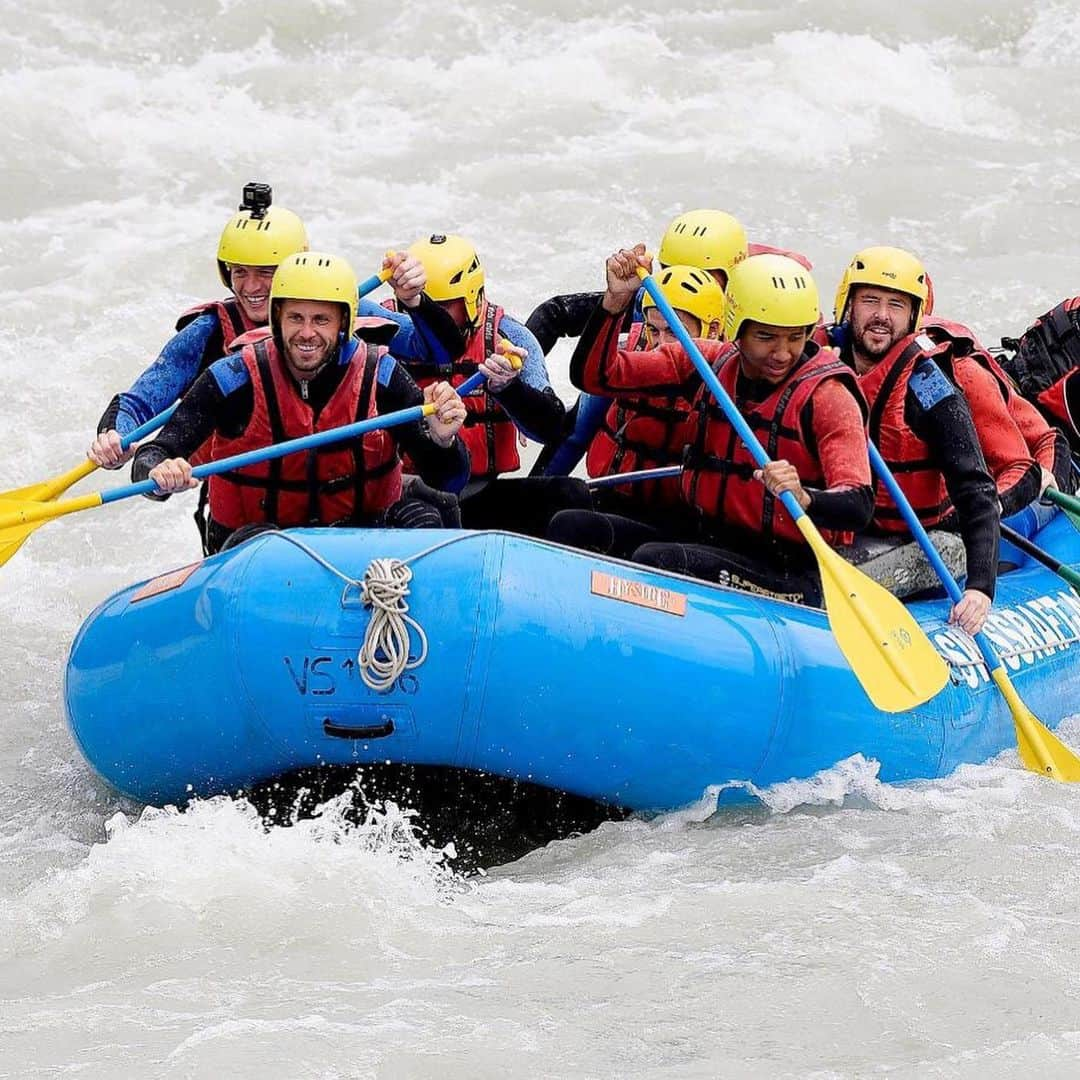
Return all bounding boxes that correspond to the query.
[100,405,430,506]
[456,371,485,396]
[118,403,179,450]
[100,366,492,506]
[868,441,999,668]
[636,273,807,524]
[357,272,386,298]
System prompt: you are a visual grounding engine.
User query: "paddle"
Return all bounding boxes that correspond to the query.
[0,358,503,556]
[634,265,948,713]
[869,442,1080,780]
[0,405,179,567]
[587,465,683,489]
[0,399,456,544]
[3,266,394,507]
[1000,522,1080,594]
[357,265,394,298]
[1043,487,1080,532]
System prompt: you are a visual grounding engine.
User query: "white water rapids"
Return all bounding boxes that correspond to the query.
[4,1,1080,1076]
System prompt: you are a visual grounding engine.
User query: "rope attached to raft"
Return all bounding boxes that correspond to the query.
[258,531,476,692]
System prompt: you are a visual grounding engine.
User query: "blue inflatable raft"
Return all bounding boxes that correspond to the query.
[64,514,1080,809]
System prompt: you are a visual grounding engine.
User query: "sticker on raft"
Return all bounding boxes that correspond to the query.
[933,588,1080,689]
[590,570,687,617]
[130,562,201,603]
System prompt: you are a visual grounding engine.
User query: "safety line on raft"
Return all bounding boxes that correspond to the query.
[259,531,478,692]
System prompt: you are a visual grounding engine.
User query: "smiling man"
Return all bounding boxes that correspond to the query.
[824,246,1003,633]
[131,252,469,555]
[552,248,873,606]
[89,183,310,469]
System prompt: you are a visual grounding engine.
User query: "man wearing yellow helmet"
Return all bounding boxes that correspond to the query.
[89,183,309,470]
[551,247,873,605]
[822,245,1023,634]
[366,233,590,537]
[88,183,432,475]
[582,265,723,521]
[130,252,469,554]
[530,210,814,480]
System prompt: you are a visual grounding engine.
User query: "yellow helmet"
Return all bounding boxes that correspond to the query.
[658,210,748,279]
[833,245,929,325]
[641,264,726,335]
[723,254,820,342]
[269,251,358,334]
[216,206,309,289]
[408,233,485,325]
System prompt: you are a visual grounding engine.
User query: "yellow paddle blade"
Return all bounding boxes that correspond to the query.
[0,460,99,566]
[989,667,1080,782]
[1,459,97,505]
[798,519,950,713]
[0,496,49,567]
[0,491,104,568]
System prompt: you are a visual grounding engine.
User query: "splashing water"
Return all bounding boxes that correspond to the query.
[6,1,1080,1075]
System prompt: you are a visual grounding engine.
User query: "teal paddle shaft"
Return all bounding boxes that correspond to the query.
[118,403,178,449]
[1000,521,1080,592]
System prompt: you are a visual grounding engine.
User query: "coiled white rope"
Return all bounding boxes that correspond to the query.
[354,557,428,692]
[259,531,477,693]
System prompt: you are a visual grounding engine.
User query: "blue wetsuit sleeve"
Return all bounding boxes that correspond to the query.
[130,356,255,497]
[113,315,218,436]
[542,392,610,476]
[497,316,551,392]
[356,294,464,370]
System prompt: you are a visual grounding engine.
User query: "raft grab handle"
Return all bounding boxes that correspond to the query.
[322,717,395,740]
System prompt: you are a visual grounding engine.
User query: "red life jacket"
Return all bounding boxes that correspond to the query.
[175,298,257,374]
[227,326,272,353]
[682,343,865,546]
[860,333,954,533]
[921,315,1050,483]
[585,322,699,509]
[206,337,402,531]
[1036,376,1076,434]
[395,298,520,480]
[921,315,1014,391]
[177,307,263,468]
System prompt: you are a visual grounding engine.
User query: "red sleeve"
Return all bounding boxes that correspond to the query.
[951,357,1040,511]
[808,379,871,490]
[1005,384,1059,472]
[569,306,718,397]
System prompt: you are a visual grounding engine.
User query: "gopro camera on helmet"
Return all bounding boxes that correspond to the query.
[240,182,273,220]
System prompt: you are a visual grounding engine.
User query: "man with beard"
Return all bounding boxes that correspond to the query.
[131,252,468,554]
[823,246,1004,634]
